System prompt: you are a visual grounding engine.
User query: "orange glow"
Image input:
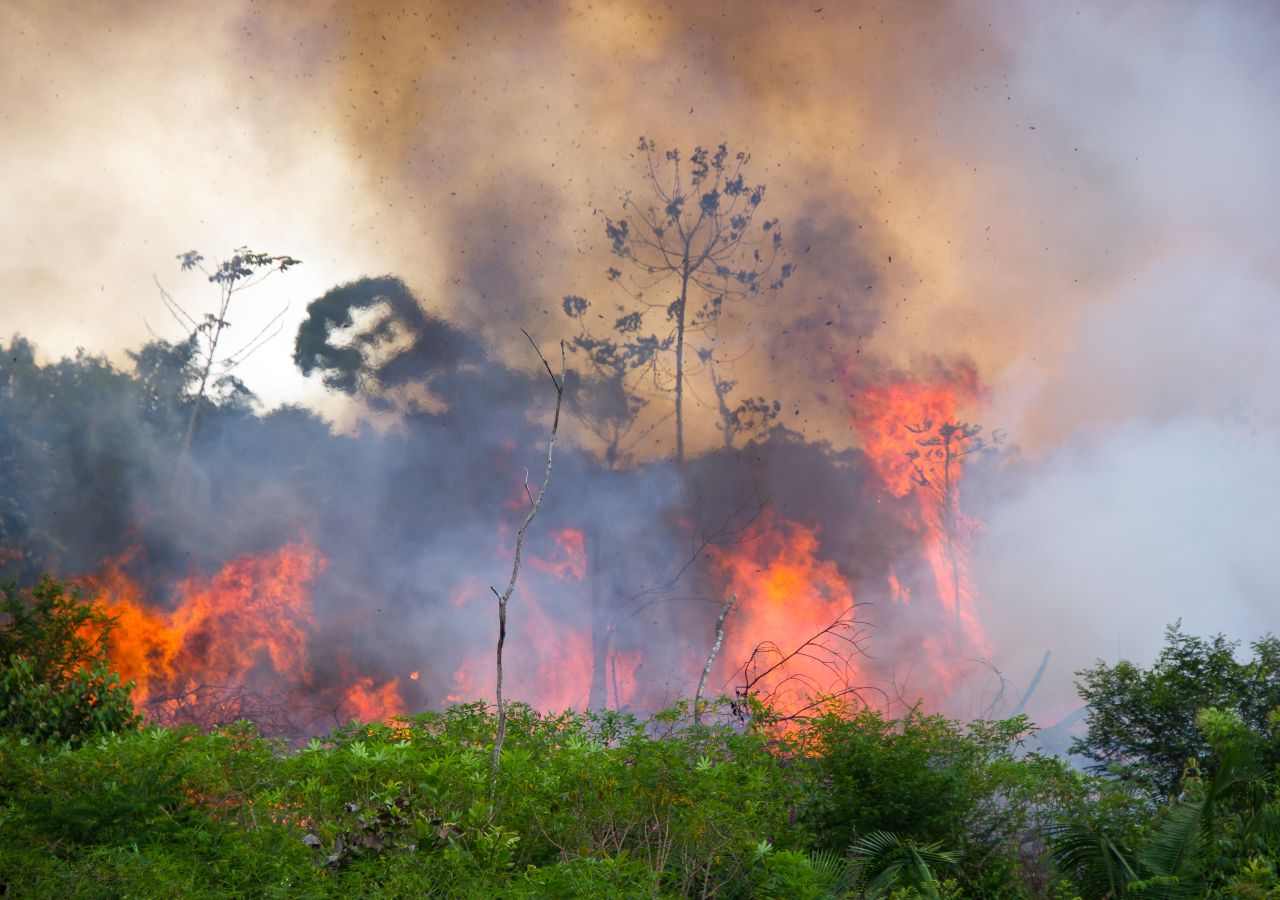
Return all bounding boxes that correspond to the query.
[448,655,485,705]
[86,541,321,708]
[607,647,643,709]
[846,366,992,659]
[82,539,406,728]
[339,674,405,722]
[523,593,592,710]
[442,525,645,713]
[707,510,864,716]
[846,368,983,498]
[528,527,588,581]
[887,567,910,604]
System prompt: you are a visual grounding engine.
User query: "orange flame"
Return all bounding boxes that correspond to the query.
[83,539,404,728]
[87,541,321,705]
[445,525,646,712]
[846,366,992,671]
[339,674,405,722]
[707,510,865,715]
[847,369,983,498]
[528,527,588,581]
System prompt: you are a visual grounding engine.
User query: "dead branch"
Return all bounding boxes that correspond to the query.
[970,657,1010,720]
[488,334,566,807]
[693,592,735,725]
[1009,649,1052,718]
[732,604,879,722]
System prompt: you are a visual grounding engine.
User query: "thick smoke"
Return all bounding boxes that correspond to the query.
[3,1,1279,733]
[961,4,1280,729]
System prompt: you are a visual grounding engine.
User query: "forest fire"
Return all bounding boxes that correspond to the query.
[706,510,865,715]
[82,539,406,731]
[847,366,993,657]
[68,361,1003,732]
[457,524,640,711]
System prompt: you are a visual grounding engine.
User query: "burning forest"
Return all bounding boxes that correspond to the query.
[1,2,1275,742]
[0,289,1001,736]
[5,2,1280,894]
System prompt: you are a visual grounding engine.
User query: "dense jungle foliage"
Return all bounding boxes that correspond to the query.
[2,578,1279,898]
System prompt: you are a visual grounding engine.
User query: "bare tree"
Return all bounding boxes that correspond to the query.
[693,592,735,725]
[904,420,999,629]
[564,137,794,462]
[489,334,566,804]
[585,493,765,710]
[734,605,876,723]
[159,247,300,466]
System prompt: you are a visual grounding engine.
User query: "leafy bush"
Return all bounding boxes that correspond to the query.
[3,624,1275,897]
[0,576,137,744]
[797,704,1086,896]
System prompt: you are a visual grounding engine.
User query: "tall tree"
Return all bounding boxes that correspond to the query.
[564,137,794,462]
[161,247,299,464]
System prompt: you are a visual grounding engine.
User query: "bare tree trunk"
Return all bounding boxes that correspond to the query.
[489,336,566,807]
[941,435,962,630]
[1010,650,1052,718]
[177,291,231,471]
[673,251,693,464]
[943,509,962,630]
[693,593,735,725]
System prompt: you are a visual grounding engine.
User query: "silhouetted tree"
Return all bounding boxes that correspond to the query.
[1071,623,1280,799]
[710,358,781,450]
[293,275,485,410]
[564,137,794,462]
[905,420,995,629]
[161,247,299,463]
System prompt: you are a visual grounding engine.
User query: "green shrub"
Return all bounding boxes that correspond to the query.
[0,576,137,745]
[797,705,1086,896]
[750,845,841,899]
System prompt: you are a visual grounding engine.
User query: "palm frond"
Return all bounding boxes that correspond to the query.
[850,830,958,899]
[1136,801,1204,886]
[1046,823,1141,900]
[808,848,857,894]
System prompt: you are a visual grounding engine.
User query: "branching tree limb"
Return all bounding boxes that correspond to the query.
[733,605,879,723]
[165,247,300,472]
[904,420,999,629]
[488,334,566,806]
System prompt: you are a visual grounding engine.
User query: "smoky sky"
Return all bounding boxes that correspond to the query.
[3,0,1280,726]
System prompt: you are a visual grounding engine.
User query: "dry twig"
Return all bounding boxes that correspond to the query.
[488,334,566,806]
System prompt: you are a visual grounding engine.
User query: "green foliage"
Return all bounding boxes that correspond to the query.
[1051,724,1280,898]
[0,336,195,583]
[0,576,137,745]
[850,830,960,899]
[797,704,1085,895]
[750,844,845,899]
[1072,623,1280,799]
[3,625,1276,898]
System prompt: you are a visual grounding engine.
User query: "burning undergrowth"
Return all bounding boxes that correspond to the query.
[1,279,1000,737]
